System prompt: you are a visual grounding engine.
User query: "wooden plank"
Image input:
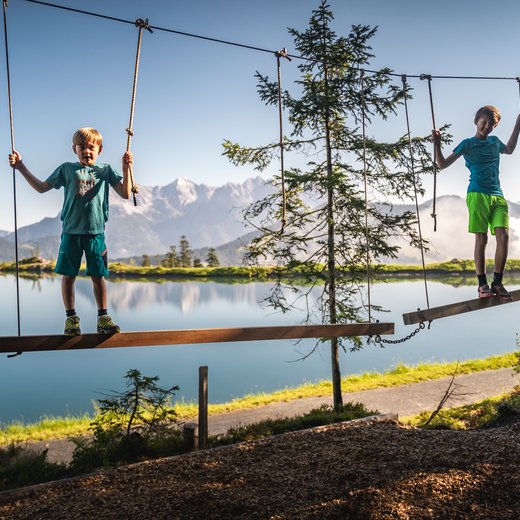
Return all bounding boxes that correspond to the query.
[0,323,394,354]
[403,289,520,325]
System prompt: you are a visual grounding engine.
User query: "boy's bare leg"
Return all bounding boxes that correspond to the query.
[91,276,107,310]
[474,232,488,275]
[493,227,509,274]
[61,275,76,311]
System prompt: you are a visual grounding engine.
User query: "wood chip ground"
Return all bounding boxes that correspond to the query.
[1,420,519,519]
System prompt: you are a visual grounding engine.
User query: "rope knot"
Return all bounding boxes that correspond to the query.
[131,185,139,194]
[126,128,134,137]
[275,48,291,61]
[420,73,432,81]
[135,18,153,33]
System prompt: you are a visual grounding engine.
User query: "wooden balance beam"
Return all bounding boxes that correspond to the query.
[0,322,394,355]
[403,289,520,325]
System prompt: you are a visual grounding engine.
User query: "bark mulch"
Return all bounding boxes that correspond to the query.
[0,419,519,519]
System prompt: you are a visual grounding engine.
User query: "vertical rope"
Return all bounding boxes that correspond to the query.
[2,0,21,337]
[275,48,291,233]
[402,75,430,309]
[420,74,438,232]
[359,69,371,321]
[126,18,152,206]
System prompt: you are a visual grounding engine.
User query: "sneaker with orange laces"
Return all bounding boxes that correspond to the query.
[477,284,494,298]
[491,283,512,300]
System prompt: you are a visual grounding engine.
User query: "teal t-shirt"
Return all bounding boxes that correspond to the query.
[46,162,122,234]
[453,135,506,196]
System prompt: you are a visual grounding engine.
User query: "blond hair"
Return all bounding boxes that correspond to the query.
[474,105,501,126]
[72,127,103,147]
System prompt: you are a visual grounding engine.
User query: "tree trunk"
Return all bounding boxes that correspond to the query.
[323,63,343,410]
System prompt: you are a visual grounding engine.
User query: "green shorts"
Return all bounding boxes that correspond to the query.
[466,192,508,235]
[54,233,109,277]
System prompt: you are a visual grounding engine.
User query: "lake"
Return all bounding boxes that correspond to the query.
[0,274,518,424]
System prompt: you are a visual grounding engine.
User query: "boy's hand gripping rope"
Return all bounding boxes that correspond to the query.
[126,18,153,206]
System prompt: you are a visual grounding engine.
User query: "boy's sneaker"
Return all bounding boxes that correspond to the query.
[97,315,121,334]
[64,315,81,336]
[491,283,512,300]
[477,284,494,298]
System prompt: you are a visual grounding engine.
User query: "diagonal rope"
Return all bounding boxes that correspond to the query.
[420,74,438,232]
[2,0,21,338]
[402,75,430,309]
[126,18,152,206]
[275,48,291,233]
[359,69,371,321]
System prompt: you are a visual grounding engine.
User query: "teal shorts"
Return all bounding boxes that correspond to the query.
[54,233,109,277]
[466,192,508,235]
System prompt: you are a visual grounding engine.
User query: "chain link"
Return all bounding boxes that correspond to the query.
[374,321,428,345]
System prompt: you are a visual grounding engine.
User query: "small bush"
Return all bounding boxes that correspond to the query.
[0,443,69,491]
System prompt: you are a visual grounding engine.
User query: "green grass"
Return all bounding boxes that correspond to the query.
[404,386,520,430]
[1,352,517,444]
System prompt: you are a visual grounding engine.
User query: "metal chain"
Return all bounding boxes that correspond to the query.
[374,321,428,345]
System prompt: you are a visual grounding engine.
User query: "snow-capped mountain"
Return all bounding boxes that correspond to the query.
[0,176,273,261]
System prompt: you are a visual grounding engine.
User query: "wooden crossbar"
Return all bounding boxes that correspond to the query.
[403,290,520,325]
[0,323,394,354]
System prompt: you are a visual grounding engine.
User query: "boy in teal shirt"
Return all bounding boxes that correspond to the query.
[9,128,133,335]
[432,105,520,299]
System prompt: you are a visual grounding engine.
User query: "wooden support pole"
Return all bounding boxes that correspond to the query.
[0,323,394,354]
[403,290,520,325]
[198,366,208,450]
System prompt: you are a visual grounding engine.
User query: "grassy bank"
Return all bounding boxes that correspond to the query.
[5,257,520,279]
[1,352,517,444]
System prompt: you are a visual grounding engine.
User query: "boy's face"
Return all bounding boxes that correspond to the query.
[73,140,102,167]
[475,115,497,139]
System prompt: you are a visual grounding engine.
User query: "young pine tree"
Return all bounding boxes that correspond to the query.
[223,2,435,408]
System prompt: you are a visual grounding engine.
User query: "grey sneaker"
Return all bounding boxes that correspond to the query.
[64,315,81,336]
[491,283,512,300]
[97,315,121,334]
[477,284,494,298]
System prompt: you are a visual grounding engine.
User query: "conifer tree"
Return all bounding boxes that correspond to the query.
[178,236,193,268]
[206,248,220,267]
[223,1,436,408]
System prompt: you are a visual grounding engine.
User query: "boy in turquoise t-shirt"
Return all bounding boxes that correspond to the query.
[432,105,520,300]
[9,128,133,335]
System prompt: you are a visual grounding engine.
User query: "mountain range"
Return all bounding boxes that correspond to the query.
[2,178,520,265]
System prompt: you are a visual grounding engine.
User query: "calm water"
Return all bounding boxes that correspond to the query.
[0,274,518,424]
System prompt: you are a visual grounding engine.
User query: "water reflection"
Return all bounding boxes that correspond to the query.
[0,274,519,424]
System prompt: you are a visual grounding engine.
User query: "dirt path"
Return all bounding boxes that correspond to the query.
[26,367,519,465]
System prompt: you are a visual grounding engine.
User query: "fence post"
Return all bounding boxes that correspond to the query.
[198,365,208,449]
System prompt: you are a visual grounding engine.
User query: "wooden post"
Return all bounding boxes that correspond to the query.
[182,422,198,451]
[198,366,208,449]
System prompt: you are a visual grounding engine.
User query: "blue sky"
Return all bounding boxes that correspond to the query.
[2,0,520,229]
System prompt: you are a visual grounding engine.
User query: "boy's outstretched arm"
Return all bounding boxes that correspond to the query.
[432,130,461,169]
[503,114,520,154]
[8,150,52,193]
[113,151,132,199]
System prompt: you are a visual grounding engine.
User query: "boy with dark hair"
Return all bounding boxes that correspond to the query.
[432,106,520,299]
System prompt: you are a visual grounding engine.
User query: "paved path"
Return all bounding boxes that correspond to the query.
[28,367,520,464]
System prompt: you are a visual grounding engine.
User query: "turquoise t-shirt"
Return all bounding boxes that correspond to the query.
[46,162,122,234]
[453,135,506,196]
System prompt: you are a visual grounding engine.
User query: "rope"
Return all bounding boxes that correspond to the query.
[126,18,152,206]
[359,69,372,321]
[402,75,430,310]
[275,48,291,233]
[2,0,21,340]
[21,1,520,82]
[420,74,438,232]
